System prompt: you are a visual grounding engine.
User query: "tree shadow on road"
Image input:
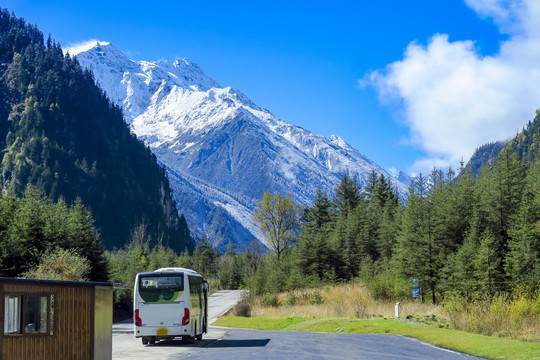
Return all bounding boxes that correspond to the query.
[149,338,270,348]
[208,339,270,347]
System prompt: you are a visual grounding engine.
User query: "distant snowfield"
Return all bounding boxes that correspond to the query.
[76,42,408,251]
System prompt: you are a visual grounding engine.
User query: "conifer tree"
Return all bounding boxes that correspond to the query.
[329,215,349,279]
[67,198,108,281]
[333,173,361,218]
[470,149,525,291]
[506,161,540,289]
[475,229,505,295]
[0,10,193,252]
[303,188,333,230]
[218,242,243,289]
[192,234,217,277]
[147,242,178,271]
[393,174,441,303]
[296,227,334,280]
[177,247,194,269]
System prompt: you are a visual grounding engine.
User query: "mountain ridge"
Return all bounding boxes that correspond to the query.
[75,41,409,251]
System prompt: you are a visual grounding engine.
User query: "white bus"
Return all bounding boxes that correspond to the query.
[133,267,209,345]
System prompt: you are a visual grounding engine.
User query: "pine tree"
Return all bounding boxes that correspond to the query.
[333,173,361,218]
[177,247,194,269]
[147,243,178,271]
[192,234,217,278]
[469,149,525,292]
[393,174,441,303]
[218,242,243,289]
[506,161,540,289]
[67,198,108,281]
[475,230,505,296]
[329,215,349,279]
[303,188,333,230]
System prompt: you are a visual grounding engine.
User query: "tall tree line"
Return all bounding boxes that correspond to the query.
[0,9,192,252]
[0,186,108,281]
[252,142,540,302]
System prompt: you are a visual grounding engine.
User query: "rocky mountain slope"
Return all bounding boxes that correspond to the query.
[74,42,408,251]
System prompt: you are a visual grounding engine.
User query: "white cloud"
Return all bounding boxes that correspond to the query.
[465,0,525,33]
[64,39,109,56]
[369,0,540,174]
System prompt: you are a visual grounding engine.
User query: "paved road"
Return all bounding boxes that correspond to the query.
[207,290,246,324]
[190,327,485,360]
[113,290,243,359]
[112,290,484,359]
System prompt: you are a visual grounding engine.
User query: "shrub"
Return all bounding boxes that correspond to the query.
[261,294,280,307]
[309,291,324,305]
[368,273,410,301]
[286,293,297,306]
[234,301,252,317]
[24,248,90,281]
[441,289,540,340]
[441,291,467,329]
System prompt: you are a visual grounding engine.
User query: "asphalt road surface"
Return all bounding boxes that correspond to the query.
[112,290,243,359]
[112,290,484,360]
[189,327,485,360]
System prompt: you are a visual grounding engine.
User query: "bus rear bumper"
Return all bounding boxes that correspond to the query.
[134,325,190,339]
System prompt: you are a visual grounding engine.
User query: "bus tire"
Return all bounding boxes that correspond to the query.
[196,333,203,341]
[189,322,197,344]
[149,338,156,345]
[142,337,149,345]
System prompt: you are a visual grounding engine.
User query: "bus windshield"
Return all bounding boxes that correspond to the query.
[138,274,184,303]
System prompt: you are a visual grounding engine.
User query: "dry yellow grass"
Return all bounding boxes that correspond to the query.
[243,283,540,342]
[250,282,444,320]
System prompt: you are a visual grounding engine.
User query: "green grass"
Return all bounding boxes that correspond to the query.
[213,316,540,360]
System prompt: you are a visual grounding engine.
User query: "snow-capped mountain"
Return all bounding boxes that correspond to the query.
[396,171,413,188]
[74,42,408,251]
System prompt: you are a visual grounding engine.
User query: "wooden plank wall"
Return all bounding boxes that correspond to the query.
[1,282,95,360]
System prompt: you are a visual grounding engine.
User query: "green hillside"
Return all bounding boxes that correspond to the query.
[508,109,540,164]
[0,9,192,253]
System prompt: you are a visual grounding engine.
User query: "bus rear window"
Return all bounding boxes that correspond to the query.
[138,274,184,302]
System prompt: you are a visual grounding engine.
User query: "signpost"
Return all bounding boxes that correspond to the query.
[412,279,420,300]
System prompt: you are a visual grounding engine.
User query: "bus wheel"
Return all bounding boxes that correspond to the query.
[196,333,203,341]
[188,323,197,344]
[142,337,149,345]
[149,338,156,345]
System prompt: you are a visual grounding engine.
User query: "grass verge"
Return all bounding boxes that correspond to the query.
[213,316,540,360]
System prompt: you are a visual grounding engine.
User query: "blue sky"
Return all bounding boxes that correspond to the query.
[4,0,539,176]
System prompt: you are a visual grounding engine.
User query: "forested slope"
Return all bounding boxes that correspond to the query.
[0,10,192,252]
[509,109,540,164]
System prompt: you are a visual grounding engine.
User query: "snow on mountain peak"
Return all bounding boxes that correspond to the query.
[65,40,111,56]
[328,134,348,148]
[75,43,409,251]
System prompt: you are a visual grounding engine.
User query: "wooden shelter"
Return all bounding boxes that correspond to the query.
[0,277,113,360]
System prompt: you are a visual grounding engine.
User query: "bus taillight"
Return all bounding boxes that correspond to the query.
[134,309,142,327]
[182,307,190,326]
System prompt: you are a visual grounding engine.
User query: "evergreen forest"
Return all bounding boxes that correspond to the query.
[107,110,540,315]
[0,9,192,254]
[3,8,540,333]
[244,136,540,304]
